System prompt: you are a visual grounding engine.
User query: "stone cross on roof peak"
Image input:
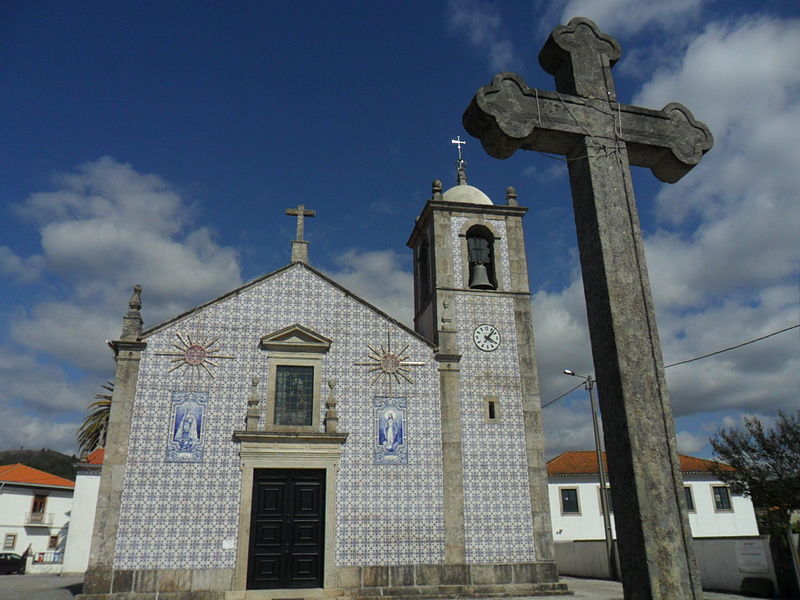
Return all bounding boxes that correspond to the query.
[285,204,315,263]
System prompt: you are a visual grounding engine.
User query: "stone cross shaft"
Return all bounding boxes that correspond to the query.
[464,17,712,600]
[286,204,316,241]
[285,204,316,263]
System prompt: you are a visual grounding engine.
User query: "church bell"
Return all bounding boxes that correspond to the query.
[469,263,494,289]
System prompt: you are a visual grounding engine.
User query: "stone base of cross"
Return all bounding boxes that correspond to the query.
[463,17,712,600]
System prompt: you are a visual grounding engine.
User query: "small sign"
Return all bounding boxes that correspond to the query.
[735,539,769,573]
[222,539,235,550]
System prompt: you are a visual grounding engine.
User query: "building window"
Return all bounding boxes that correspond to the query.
[560,488,580,514]
[684,486,695,512]
[31,494,47,514]
[466,226,496,290]
[483,396,501,423]
[713,486,733,511]
[416,239,431,301]
[261,323,331,433]
[48,535,59,549]
[274,365,314,426]
[3,534,15,550]
[598,485,613,513]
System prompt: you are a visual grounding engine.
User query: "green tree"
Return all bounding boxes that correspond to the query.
[76,382,113,454]
[710,410,800,533]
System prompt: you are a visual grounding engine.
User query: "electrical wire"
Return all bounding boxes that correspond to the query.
[541,323,799,408]
[664,323,798,368]
[541,381,585,409]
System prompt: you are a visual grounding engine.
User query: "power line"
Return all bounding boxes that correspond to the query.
[541,323,799,408]
[664,323,799,368]
[541,381,584,409]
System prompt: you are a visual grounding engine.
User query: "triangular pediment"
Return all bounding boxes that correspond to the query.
[260,323,331,353]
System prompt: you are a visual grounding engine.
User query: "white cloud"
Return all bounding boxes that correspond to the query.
[446,0,521,72]
[0,400,80,454]
[676,430,707,454]
[559,0,705,36]
[541,401,596,458]
[3,157,244,373]
[325,249,414,327]
[0,247,43,282]
[0,346,95,413]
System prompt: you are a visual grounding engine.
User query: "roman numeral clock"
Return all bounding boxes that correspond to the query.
[473,324,500,352]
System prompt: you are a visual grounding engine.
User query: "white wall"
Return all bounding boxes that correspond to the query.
[62,469,101,573]
[683,474,759,538]
[549,474,759,542]
[0,484,73,562]
[555,537,779,595]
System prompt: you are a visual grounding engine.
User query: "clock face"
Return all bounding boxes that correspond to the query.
[473,324,501,352]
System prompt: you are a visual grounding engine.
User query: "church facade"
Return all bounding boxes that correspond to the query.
[80,169,565,599]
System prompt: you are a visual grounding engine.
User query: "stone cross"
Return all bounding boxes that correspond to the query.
[463,17,712,599]
[285,204,316,263]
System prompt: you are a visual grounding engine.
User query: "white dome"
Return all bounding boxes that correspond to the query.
[442,184,493,205]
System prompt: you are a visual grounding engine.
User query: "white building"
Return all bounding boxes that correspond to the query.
[0,463,75,572]
[62,448,104,573]
[548,451,759,541]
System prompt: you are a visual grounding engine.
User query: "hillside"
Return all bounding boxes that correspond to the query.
[0,448,78,481]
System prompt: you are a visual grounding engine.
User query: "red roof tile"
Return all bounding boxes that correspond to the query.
[0,463,75,488]
[547,451,733,476]
[86,448,105,465]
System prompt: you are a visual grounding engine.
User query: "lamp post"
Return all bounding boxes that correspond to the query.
[563,369,617,580]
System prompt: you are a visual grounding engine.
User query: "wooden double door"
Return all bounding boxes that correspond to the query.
[247,468,325,589]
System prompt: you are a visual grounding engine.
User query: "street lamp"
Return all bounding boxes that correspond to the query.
[563,369,617,580]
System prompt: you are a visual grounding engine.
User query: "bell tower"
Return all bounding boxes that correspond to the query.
[406,154,556,572]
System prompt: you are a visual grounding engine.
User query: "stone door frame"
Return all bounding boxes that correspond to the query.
[234,432,346,598]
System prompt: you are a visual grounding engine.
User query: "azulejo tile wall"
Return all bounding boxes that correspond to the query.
[455,294,537,564]
[115,264,445,570]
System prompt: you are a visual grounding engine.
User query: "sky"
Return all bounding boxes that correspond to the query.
[0,0,797,460]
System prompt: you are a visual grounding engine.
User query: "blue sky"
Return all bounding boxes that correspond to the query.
[1,1,797,459]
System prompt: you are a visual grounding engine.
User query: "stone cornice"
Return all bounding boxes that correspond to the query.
[233,430,349,445]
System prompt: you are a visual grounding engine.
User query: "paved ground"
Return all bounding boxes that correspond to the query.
[0,573,83,600]
[561,576,771,599]
[0,574,773,600]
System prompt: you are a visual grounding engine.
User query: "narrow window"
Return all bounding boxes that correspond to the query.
[416,240,431,300]
[3,534,15,550]
[48,535,59,549]
[684,486,695,512]
[274,365,314,426]
[466,226,497,290]
[713,486,733,511]
[560,488,580,514]
[483,396,501,423]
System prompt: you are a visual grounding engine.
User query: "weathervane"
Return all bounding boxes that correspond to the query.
[354,332,425,397]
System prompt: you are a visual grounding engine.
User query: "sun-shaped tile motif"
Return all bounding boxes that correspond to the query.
[155,332,235,379]
[354,332,425,385]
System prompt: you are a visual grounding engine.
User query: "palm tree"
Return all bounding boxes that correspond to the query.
[77,382,113,454]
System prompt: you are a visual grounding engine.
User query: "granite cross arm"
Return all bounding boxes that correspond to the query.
[463,19,712,183]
